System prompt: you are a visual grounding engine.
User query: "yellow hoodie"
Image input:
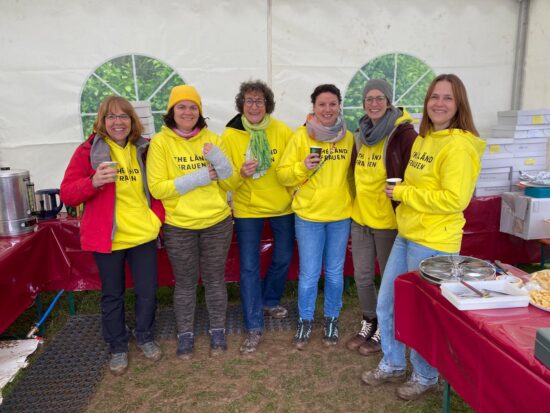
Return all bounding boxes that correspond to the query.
[222,116,293,218]
[276,126,354,222]
[352,109,415,229]
[146,126,232,230]
[392,128,486,253]
[106,139,161,250]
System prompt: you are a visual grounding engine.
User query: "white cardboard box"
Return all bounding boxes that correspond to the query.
[475,185,511,197]
[513,143,546,157]
[513,155,547,171]
[476,179,511,188]
[498,109,550,126]
[500,192,550,240]
[492,125,550,139]
[478,167,512,182]
[481,153,513,169]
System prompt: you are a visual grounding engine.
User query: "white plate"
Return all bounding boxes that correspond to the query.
[519,181,550,188]
[530,300,550,312]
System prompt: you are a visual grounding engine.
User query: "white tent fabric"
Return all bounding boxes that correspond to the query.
[0,0,548,190]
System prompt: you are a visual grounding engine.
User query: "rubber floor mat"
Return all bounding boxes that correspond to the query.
[0,301,298,412]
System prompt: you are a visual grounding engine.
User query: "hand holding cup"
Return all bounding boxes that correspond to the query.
[386,178,402,186]
[240,159,259,178]
[93,161,118,188]
[384,177,402,199]
[305,146,322,170]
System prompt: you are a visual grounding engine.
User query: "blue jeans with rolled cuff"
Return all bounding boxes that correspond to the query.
[235,213,295,332]
[376,235,456,386]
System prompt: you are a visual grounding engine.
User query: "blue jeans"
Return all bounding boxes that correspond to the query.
[376,235,455,385]
[235,214,295,332]
[295,216,351,320]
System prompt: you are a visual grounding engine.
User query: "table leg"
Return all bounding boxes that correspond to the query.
[68,291,75,315]
[442,379,451,413]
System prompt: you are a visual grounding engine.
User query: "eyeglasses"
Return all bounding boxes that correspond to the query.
[244,98,266,108]
[105,114,131,121]
[364,96,387,105]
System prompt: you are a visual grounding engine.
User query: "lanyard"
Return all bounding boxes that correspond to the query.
[293,142,337,197]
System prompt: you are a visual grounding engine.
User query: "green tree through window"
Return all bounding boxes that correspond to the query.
[343,53,435,132]
[80,54,185,138]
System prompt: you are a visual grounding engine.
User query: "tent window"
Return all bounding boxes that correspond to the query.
[80,54,185,139]
[343,53,435,132]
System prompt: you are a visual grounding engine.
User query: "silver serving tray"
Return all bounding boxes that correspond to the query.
[418,255,496,285]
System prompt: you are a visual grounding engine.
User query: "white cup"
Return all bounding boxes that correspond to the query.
[386,178,402,186]
[100,161,118,169]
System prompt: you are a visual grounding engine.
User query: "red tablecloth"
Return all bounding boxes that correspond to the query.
[395,272,550,413]
[0,195,541,334]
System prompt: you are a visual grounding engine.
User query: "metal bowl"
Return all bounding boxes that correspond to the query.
[418,255,496,285]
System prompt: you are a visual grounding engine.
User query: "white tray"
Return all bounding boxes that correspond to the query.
[440,280,529,311]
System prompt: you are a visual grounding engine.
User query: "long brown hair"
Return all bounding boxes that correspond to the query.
[93,96,144,143]
[419,74,479,137]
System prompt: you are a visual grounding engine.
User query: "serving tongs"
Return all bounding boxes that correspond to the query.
[459,280,514,298]
[460,280,490,298]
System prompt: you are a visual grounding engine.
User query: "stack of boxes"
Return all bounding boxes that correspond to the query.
[131,101,156,139]
[478,109,550,196]
[493,109,550,240]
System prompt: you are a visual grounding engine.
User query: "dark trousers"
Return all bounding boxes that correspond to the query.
[93,240,158,353]
[163,216,233,334]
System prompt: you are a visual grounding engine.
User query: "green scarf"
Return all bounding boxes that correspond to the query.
[242,115,272,175]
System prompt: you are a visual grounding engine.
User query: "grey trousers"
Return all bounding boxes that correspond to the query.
[163,216,233,333]
[350,220,397,319]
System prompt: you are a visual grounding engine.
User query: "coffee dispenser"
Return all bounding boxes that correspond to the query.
[0,167,38,236]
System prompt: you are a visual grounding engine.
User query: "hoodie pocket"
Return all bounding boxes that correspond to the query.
[249,186,292,215]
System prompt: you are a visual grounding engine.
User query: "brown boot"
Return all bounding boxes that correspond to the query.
[397,379,438,400]
[357,327,381,356]
[346,317,376,351]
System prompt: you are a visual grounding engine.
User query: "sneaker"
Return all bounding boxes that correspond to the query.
[293,319,312,350]
[109,352,128,376]
[240,331,263,354]
[361,368,406,386]
[263,305,288,319]
[346,317,377,351]
[357,327,381,356]
[322,317,339,346]
[397,379,438,400]
[138,341,162,361]
[209,328,227,356]
[176,332,194,360]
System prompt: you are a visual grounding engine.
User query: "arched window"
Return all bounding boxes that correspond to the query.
[80,54,185,138]
[343,53,435,132]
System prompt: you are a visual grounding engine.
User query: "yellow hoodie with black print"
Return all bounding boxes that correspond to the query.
[146,126,233,230]
[276,126,355,222]
[222,115,294,218]
[392,128,485,253]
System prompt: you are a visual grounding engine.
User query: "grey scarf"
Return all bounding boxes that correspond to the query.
[357,106,401,146]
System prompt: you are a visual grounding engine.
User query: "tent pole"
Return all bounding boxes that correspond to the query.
[511,0,530,110]
[267,0,273,87]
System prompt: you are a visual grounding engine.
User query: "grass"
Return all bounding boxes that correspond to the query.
[1,263,543,411]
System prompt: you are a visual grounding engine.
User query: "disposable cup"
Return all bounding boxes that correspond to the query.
[101,161,118,169]
[310,146,322,155]
[386,178,402,186]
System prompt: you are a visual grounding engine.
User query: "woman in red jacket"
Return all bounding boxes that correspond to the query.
[60,96,164,376]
